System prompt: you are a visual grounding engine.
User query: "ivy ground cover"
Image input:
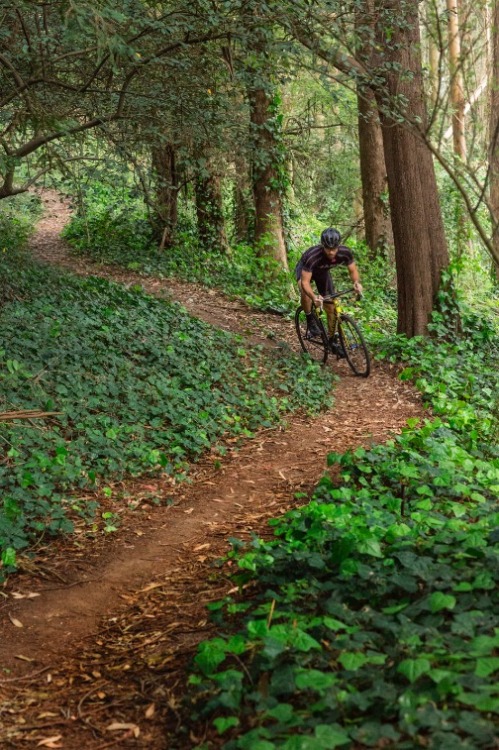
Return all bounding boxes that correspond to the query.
[0,252,334,573]
[186,315,499,749]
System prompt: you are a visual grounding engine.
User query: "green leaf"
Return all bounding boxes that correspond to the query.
[295,670,337,690]
[194,639,227,675]
[213,716,239,734]
[1,547,16,567]
[428,592,456,612]
[475,658,499,678]
[314,724,350,747]
[397,658,432,683]
[357,538,383,558]
[339,652,368,671]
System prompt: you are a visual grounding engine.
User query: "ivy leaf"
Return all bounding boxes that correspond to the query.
[475,658,499,678]
[357,539,383,558]
[339,652,368,671]
[213,716,239,734]
[428,592,456,612]
[397,658,432,683]
[314,724,350,747]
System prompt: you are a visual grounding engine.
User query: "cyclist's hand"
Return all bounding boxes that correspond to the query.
[353,281,363,296]
[313,296,323,309]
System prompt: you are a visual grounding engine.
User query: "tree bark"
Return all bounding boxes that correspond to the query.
[447,0,467,160]
[374,0,450,336]
[194,154,228,254]
[490,0,499,280]
[151,143,178,248]
[357,85,393,256]
[233,153,253,244]
[248,86,288,271]
[355,0,393,256]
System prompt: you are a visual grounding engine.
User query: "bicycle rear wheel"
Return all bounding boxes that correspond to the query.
[295,307,329,364]
[338,314,370,377]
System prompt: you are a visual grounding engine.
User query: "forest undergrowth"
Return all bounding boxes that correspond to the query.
[181,311,499,749]
[60,186,499,748]
[0,196,334,574]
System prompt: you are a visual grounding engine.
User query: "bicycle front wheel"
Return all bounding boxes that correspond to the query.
[338,314,370,377]
[295,307,329,364]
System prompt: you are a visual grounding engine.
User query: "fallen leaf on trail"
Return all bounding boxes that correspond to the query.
[37,736,63,748]
[193,543,210,552]
[14,654,34,662]
[140,582,164,593]
[145,703,156,719]
[184,507,194,514]
[106,722,140,737]
[8,613,23,628]
[12,591,41,599]
[37,712,58,719]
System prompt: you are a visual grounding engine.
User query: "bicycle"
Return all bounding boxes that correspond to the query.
[295,288,370,377]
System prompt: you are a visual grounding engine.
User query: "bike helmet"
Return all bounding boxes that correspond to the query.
[320,228,341,249]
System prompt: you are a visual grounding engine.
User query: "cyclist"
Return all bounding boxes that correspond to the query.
[294,228,363,340]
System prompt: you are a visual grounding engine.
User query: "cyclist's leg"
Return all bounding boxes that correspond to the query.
[322,273,337,336]
[296,264,323,337]
[296,262,315,315]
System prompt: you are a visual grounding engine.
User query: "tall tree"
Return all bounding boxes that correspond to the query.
[489,0,499,279]
[194,146,229,253]
[151,143,178,248]
[447,0,467,161]
[242,4,289,270]
[356,0,392,256]
[248,86,288,269]
[373,0,449,335]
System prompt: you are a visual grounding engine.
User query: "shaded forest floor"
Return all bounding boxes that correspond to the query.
[1,192,424,749]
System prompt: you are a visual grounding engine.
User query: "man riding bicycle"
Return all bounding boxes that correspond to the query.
[294,227,363,340]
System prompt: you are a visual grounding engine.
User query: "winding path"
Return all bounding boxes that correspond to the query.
[1,193,423,749]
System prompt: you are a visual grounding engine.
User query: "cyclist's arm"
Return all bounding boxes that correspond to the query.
[300,270,322,305]
[348,262,363,294]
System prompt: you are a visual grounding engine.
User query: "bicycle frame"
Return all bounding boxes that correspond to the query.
[294,288,370,376]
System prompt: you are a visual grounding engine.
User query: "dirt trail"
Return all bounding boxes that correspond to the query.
[1,192,424,748]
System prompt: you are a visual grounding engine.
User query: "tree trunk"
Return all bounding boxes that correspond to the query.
[194,155,228,253]
[446,1,466,159]
[374,0,450,337]
[490,0,499,280]
[233,153,253,245]
[248,86,288,271]
[357,85,393,256]
[151,143,178,248]
[355,0,393,257]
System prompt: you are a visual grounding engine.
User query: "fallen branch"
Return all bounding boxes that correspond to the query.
[0,410,62,421]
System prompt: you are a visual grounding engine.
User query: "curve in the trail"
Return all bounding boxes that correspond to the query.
[1,192,423,749]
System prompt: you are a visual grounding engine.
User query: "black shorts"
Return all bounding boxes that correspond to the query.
[294,261,334,297]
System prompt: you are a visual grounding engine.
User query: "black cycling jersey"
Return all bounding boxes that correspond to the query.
[294,244,354,296]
